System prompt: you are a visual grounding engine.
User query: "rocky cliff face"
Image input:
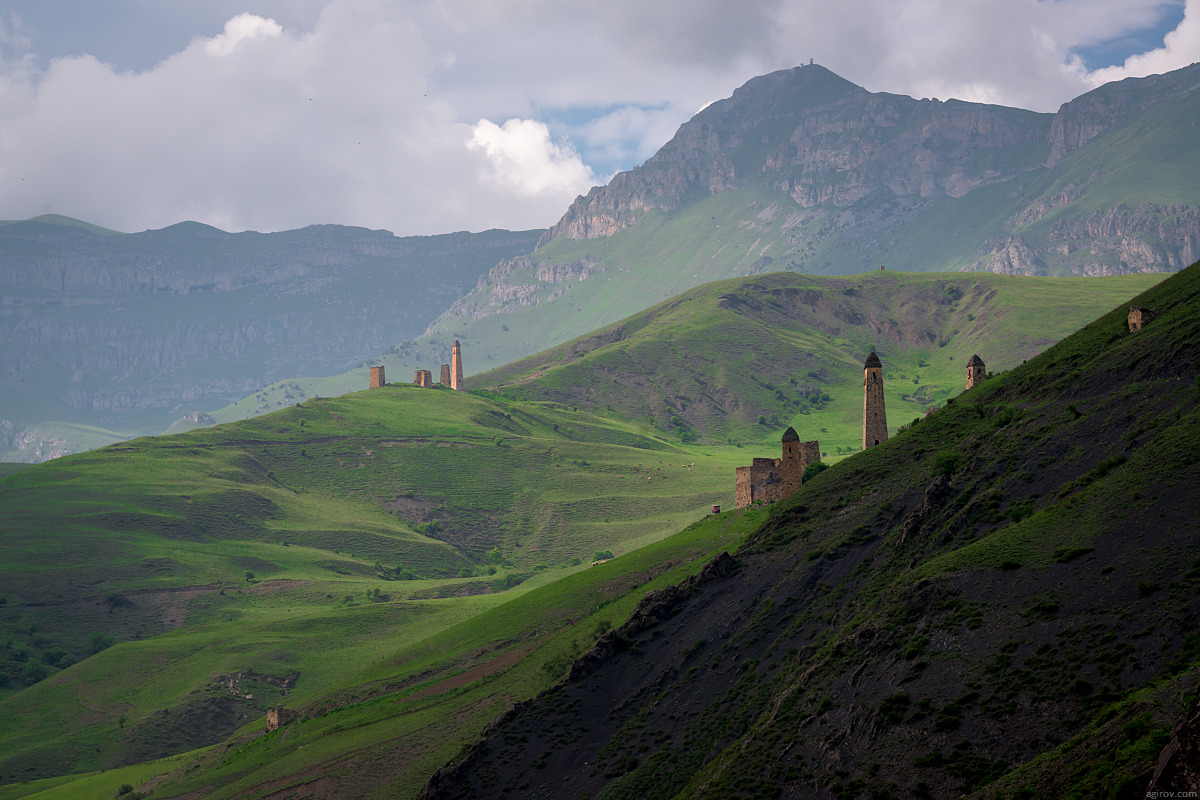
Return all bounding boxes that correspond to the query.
[537,62,1200,279]
[544,66,1051,244]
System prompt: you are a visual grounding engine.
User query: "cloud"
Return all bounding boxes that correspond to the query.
[469,118,596,196]
[1087,0,1200,85]
[205,13,283,57]
[0,0,1194,235]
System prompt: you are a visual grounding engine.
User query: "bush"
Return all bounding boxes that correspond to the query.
[21,660,47,685]
[89,632,116,653]
[932,451,961,478]
[593,550,614,562]
[802,462,828,483]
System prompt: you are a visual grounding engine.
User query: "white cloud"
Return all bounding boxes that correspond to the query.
[204,13,283,57]
[1087,0,1200,85]
[469,118,596,196]
[0,0,1194,235]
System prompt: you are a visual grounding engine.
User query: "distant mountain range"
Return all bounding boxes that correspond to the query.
[0,216,541,460]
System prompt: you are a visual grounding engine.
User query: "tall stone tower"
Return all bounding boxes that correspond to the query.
[863,351,888,450]
[440,364,452,386]
[966,354,986,390]
[781,426,803,496]
[369,366,385,389]
[451,340,465,391]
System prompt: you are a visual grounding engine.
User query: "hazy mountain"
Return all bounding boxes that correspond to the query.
[0,216,542,460]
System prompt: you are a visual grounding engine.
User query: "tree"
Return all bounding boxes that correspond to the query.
[244,570,255,582]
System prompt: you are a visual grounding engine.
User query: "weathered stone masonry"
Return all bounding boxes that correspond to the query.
[369,366,386,389]
[863,351,888,450]
[734,426,820,509]
[966,354,986,390]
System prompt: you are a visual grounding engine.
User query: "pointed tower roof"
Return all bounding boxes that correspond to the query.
[864,351,882,369]
[967,354,985,367]
[782,426,800,442]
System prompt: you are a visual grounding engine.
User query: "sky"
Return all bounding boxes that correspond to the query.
[0,0,1195,236]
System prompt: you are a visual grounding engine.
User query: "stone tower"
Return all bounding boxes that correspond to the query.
[369,366,385,389]
[966,354,986,390]
[781,426,803,496]
[440,364,451,386]
[1128,305,1155,331]
[863,351,888,450]
[451,340,465,391]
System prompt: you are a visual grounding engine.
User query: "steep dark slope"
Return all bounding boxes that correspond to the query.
[420,261,1200,799]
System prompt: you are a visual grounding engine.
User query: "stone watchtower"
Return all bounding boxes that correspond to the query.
[414,369,433,387]
[440,364,452,386]
[451,340,465,391]
[781,427,803,496]
[863,351,888,450]
[1128,305,1155,332]
[369,366,386,389]
[966,354,986,390]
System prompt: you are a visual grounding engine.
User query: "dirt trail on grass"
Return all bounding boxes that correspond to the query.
[401,648,527,704]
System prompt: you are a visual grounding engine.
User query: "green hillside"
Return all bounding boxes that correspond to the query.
[473,270,1165,452]
[0,264,1183,799]
[0,381,758,788]
[421,261,1200,799]
[221,270,1165,441]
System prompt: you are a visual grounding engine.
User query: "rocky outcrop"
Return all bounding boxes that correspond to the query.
[541,66,1051,245]
[968,203,1200,275]
[1047,63,1200,166]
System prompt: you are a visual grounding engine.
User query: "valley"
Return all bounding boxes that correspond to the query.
[1,55,1199,800]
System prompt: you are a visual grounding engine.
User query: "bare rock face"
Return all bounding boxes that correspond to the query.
[543,66,1049,245]
[1146,701,1200,793]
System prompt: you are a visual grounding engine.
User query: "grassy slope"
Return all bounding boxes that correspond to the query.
[418,261,1200,800]
[0,382,756,787]
[0,267,1173,796]
[472,270,1165,452]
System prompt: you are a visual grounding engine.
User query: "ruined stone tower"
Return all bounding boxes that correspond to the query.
[966,354,986,390]
[735,427,821,509]
[1128,305,1156,331]
[440,364,451,386]
[863,351,888,450]
[414,369,433,387]
[451,340,464,391]
[369,366,385,389]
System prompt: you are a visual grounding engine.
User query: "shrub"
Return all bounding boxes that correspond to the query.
[593,550,615,562]
[802,462,828,482]
[21,660,47,685]
[932,451,961,478]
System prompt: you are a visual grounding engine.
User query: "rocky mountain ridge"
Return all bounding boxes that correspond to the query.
[415,62,1200,385]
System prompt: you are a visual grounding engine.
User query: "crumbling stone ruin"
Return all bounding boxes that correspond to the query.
[369,366,386,389]
[863,351,888,449]
[966,354,986,390]
[266,707,297,731]
[1128,305,1156,331]
[411,343,466,390]
[735,426,820,509]
[452,340,465,391]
